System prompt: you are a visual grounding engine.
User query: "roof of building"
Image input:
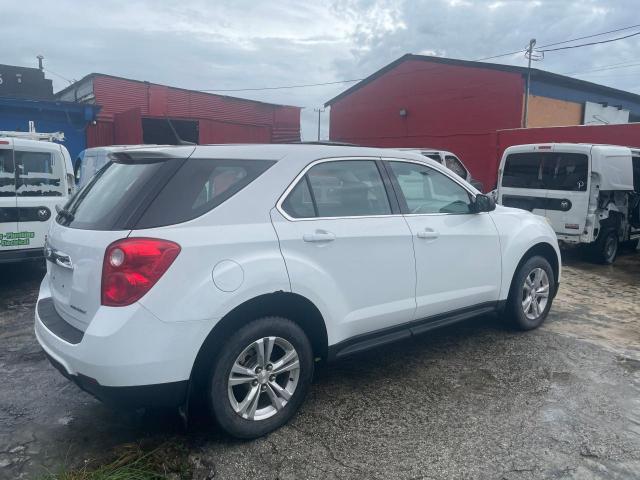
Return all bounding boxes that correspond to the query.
[55,73,300,109]
[0,95,100,113]
[325,53,640,106]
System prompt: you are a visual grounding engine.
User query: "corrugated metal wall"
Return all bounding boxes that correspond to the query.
[328,59,525,189]
[86,75,300,147]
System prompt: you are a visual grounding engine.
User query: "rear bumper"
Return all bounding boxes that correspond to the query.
[44,350,188,408]
[34,277,213,407]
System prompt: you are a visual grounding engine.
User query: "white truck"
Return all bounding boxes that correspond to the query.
[0,131,75,263]
[496,143,640,264]
[396,148,484,191]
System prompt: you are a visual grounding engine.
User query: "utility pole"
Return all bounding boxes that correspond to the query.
[314,108,325,141]
[523,38,536,128]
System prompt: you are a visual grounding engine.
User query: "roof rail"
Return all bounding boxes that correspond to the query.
[0,130,65,142]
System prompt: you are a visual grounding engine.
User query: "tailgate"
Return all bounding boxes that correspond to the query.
[46,220,129,331]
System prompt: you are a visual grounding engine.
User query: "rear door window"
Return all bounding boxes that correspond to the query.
[281,160,392,218]
[281,177,316,219]
[307,160,391,217]
[502,153,544,189]
[15,150,65,197]
[502,152,588,191]
[543,153,588,191]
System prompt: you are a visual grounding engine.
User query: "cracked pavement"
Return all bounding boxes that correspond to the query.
[1,249,639,479]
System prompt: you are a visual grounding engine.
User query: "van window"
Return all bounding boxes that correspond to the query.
[502,152,588,191]
[0,150,15,197]
[15,151,65,197]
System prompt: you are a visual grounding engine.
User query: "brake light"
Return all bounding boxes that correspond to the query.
[101,238,181,307]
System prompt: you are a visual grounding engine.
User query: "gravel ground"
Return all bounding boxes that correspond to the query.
[0,249,639,479]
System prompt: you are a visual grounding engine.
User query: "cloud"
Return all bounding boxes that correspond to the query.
[1,0,639,140]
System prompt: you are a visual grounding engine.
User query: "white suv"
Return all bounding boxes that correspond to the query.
[35,144,560,438]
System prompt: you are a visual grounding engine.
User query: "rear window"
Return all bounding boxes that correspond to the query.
[502,152,588,191]
[136,158,274,228]
[59,156,274,230]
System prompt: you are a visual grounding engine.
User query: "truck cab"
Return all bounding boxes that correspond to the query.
[496,143,640,264]
[395,148,484,191]
[0,135,74,263]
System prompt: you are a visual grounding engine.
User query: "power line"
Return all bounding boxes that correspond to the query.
[563,61,640,75]
[473,50,524,61]
[538,23,640,48]
[43,67,74,84]
[539,31,640,52]
[199,78,364,92]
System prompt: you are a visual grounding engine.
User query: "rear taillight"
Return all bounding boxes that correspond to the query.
[101,238,181,307]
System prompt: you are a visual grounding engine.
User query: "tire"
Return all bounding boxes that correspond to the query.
[622,238,639,251]
[208,316,313,439]
[505,255,555,331]
[591,228,618,264]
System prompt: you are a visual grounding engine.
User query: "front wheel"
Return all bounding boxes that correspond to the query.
[209,316,314,439]
[505,255,555,331]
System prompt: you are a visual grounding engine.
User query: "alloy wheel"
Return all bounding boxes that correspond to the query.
[521,267,550,320]
[227,336,300,421]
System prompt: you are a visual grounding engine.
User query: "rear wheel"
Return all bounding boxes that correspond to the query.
[505,255,555,331]
[591,228,618,264]
[208,316,313,439]
[622,238,639,251]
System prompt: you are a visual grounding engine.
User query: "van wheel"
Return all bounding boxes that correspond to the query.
[505,255,555,331]
[592,228,618,264]
[208,316,313,439]
[622,239,639,251]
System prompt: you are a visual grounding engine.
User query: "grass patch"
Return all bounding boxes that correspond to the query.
[41,440,191,480]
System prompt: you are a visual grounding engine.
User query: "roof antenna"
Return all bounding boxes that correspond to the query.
[165,117,196,145]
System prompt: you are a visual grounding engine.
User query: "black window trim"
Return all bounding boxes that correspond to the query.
[276,156,401,221]
[382,158,478,216]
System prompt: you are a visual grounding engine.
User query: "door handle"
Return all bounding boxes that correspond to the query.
[303,230,336,243]
[416,229,439,240]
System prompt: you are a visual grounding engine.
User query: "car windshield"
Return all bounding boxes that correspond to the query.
[502,152,588,191]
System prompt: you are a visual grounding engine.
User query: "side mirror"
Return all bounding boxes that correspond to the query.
[473,194,496,213]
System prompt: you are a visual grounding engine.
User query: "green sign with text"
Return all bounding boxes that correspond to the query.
[0,231,36,247]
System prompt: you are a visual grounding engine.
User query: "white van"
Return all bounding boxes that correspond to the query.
[0,136,74,263]
[75,145,167,188]
[496,143,640,264]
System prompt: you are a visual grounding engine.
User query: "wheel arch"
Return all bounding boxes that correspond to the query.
[188,291,328,403]
[508,242,560,300]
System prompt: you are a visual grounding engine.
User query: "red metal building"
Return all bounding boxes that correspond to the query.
[56,74,301,148]
[326,54,640,189]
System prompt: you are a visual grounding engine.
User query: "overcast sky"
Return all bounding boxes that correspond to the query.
[2,0,639,139]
